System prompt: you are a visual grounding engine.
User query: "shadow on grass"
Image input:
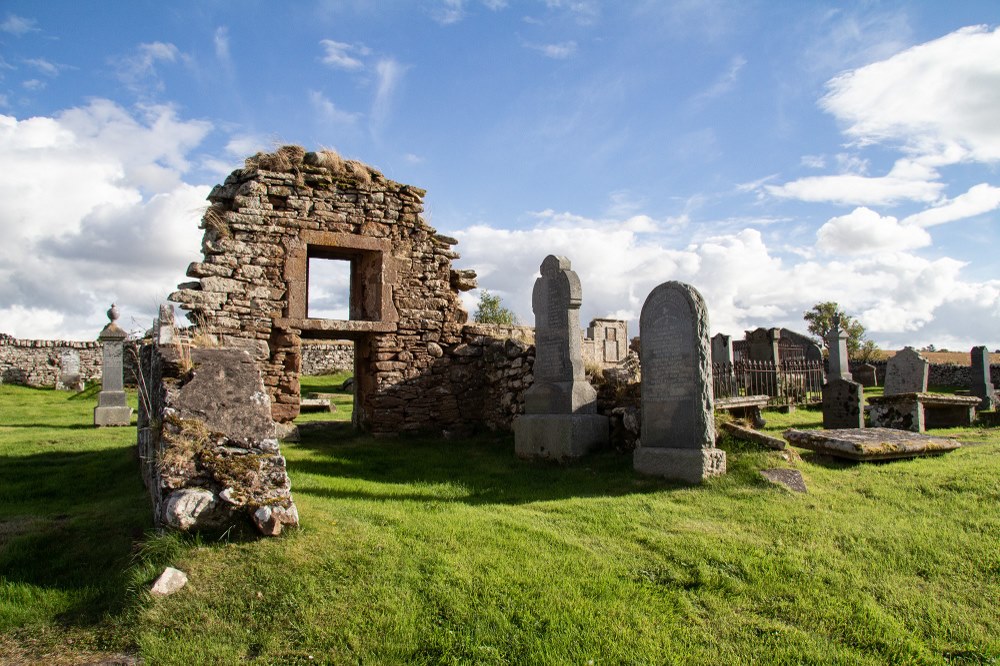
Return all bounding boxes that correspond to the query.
[288,421,694,506]
[0,446,153,626]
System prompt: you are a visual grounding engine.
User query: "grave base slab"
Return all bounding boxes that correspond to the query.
[633,446,726,483]
[514,414,608,461]
[94,405,133,427]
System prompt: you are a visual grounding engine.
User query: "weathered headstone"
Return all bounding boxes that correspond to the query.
[883,347,928,396]
[854,363,878,387]
[56,348,84,391]
[711,333,733,365]
[634,281,725,483]
[94,304,133,427]
[157,303,176,345]
[822,317,864,428]
[746,327,779,363]
[514,255,608,459]
[970,346,997,411]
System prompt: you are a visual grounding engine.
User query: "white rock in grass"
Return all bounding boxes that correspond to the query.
[151,567,188,597]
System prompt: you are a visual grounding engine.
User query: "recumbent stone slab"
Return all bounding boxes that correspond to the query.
[634,281,725,483]
[783,427,960,461]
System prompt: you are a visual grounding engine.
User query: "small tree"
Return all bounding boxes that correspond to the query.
[803,301,868,358]
[474,290,517,326]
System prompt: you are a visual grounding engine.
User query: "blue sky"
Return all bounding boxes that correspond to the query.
[1,1,998,350]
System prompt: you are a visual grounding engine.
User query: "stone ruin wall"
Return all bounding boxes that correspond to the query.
[0,333,103,387]
[170,146,532,435]
[300,340,354,376]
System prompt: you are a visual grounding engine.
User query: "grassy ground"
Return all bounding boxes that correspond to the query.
[1,381,998,664]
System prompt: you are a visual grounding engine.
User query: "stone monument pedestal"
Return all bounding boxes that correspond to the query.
[633,446,726,484]
[95,392,132,427]
[514,414,608,460]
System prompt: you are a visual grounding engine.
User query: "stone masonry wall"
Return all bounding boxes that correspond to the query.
[0,334,103,387]
[849,360,1000,388]
[170,146,481,432]
[301,341,354,376]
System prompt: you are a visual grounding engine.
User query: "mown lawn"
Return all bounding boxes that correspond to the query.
[1,381,998,664]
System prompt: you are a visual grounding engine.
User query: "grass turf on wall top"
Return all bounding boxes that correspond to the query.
[1,382,998,664]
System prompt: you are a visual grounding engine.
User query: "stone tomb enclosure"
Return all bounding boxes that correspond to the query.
[634,281,725,483]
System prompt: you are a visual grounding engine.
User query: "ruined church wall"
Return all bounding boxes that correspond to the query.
[170,148,477,430]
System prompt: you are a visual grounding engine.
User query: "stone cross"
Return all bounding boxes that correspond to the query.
[884,346,928,396]
[826,315,852,381]
[514,255,607,459]
[634,281,725,483]
[94,303,133,427]
[970,346,997,411]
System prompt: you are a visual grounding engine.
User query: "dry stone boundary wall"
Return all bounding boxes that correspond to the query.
[1,334,103,387]
[300,341,354,376]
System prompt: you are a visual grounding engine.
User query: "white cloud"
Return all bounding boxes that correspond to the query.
[214,26,231,62]
[115,42,182,96]
[309,90,361,125]
[765,172,944,206]
[816,207,931,255]
[800,155,825,169]
[431,0,466,25]
[319,39,369,70]
[690,55,746,106]
[371,58,406,132]
[447,211,1000,349]
[902,183,1000,228]
[22,79,45,91]
[1,14,37,35]
[821,24,1000,164]
[526,41,578,59]
[0,100,212,340]
[25,58,60,76]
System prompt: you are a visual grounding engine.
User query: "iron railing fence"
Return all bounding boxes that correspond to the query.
[713,359,825,406]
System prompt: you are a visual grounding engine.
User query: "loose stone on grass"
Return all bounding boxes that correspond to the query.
[151,567,188,597]
[759,468,807,493]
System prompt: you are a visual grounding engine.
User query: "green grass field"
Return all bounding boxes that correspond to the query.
[1,380,998,664]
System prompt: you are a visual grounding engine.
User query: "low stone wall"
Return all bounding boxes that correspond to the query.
[0,334,103,387]
[301,341,354,376]
[849,360,1000,388]
[137,341,298,536]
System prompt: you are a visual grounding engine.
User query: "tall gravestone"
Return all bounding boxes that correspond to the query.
[634,281,725,483]
[822,318,864,428]
[711,333,733,365]
[514,255,608,459]
[970,346,997,411]
[94,303,133,427]
[884,347,928,396]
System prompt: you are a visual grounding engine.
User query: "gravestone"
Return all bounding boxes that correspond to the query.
[94,303,133,427]
[970,346,997,411]
[883,347,928,396]
[822,317,864,428]
[157,303,175,345]
[56,348,84,391]
[854,363,878,387]
[711,333,733,365]
[634,281,725,483]
[514,255,607,459]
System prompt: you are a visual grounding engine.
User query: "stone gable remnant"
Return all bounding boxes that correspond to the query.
[169,146,511,435]
[514,255,608,459]
[138,316,298,536]
[634,281,725,483]
[94,304,132,427]
[581,318,628,368]
[971,346,997,411]
[884,347,928,395]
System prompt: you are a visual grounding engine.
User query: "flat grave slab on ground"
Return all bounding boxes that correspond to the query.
[783,427,961,461]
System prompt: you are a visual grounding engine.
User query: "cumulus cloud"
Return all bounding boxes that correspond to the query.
[447,210,1000,349]
[816,207,931,255]
[765,171,944,206]
[821,24,1000,164]
[0,100,212,339]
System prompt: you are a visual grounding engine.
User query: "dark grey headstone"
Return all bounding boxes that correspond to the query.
[970,346,997,411]
[855,363,878,387]
[822,377,865,429]
[634,281,725,482]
